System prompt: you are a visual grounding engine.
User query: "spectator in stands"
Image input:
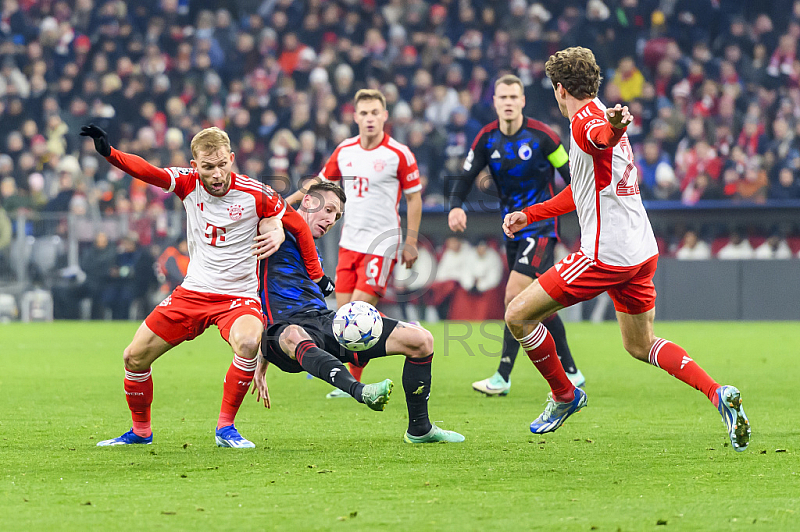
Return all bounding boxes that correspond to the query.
[637,138,672,193]
[69,231,118,320]
[1,176,31,217]
[106,233,156,320]
[157,238,190,295]
[683,172,724,204]
[754,231,793,259]
[769,167,800,199]
[393,242,436,323]
[737,165,769,203]
[679,140,723,192]
[0,204,11,254]
[611,56,645,102]
[645,162,681,201]
[675,229,712,260]
[423,237,474,323]
[717,230,755,260]
[468,240,504,294]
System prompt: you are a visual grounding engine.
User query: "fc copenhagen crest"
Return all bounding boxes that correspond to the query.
[228,204,244,220]
[373,159,386,172]
[518,143,532,161]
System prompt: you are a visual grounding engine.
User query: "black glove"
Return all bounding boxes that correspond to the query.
[315,275,335,297]
[80,124,111,157]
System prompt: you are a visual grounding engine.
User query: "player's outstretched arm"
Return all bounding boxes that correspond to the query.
[251,355,271,409]
[520,184,576,224]
[81,124,173,189]
[252,217,285,260]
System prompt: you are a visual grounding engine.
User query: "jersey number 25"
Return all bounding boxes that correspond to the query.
[615,137,640,197]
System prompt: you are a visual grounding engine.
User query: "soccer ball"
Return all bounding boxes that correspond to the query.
[332,301,383,351]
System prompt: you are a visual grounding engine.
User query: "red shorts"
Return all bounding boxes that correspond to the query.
[145,286,263,346]
[538,252,659,315]
[335,248,396,298]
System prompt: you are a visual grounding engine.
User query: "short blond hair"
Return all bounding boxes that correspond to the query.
[494,74,524,92]
[354,89,386,110]
[190,127,231,159]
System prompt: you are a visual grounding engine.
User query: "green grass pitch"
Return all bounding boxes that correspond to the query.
[1,321,799,530]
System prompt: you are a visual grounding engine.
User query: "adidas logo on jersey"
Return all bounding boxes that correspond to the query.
[491,150,501,159]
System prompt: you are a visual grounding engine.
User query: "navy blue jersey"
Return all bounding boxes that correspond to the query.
[259,233,327,323]
[450,117,570,241]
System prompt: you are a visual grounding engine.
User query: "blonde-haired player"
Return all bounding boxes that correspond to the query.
[81,124,330,448]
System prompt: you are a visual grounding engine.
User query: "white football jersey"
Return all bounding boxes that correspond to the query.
[165,168,286,298]
[569,99,658,266]
[318,134,421,258]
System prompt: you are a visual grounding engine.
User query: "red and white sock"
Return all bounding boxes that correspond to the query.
[217,354,257,429]
[519,323,575,402]
[124,368,153,438]
[348,363,364,382]
[648,338,719,406]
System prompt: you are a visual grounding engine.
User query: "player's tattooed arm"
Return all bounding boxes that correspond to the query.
[252,217,285,260]
[251,353,271,409]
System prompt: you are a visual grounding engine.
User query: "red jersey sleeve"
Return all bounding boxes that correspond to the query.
[164,167,198,200]
[281,207,325,280]
[522,185,576,223]
[105,147,175,190]
[318,145,344,183]
[251,179,287,219]
[573,112,626,154]
[394,142,422,194]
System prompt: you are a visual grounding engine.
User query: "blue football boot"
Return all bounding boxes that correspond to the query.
[96,429,153,446]
[215,425,255,448]
[529,388,588,434]
[716,385,750,452]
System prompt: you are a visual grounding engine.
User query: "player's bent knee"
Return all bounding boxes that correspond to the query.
[234,334,261,358]
[406,327,434,358]
[123,345,149,371]
[623,341,649,361]
[504,302,524,329]
[279,324,312,356]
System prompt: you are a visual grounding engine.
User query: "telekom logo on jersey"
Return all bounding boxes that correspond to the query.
[205,223,226,246]
[351,176,369,197]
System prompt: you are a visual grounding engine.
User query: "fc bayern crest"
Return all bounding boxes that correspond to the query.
[518,144,533,161]
[228,204,244,220]
[373,159,386,172]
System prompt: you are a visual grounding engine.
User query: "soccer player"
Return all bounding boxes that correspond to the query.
[287,89,422,395]
[81,124,333,448]
[448,74,584,396]
[253,180,464,443]
[502,47,750,451]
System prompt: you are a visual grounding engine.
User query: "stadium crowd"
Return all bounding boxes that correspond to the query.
[2,0,800,318]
